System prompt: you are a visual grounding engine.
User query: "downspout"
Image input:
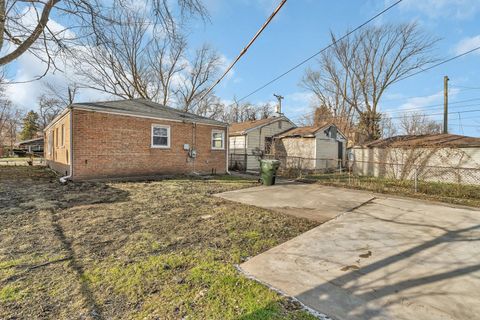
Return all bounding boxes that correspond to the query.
[60,107,73,183]
[192,122,197,175]
[226,125,230,174]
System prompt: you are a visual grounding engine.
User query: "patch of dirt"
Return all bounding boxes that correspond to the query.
[0,166,319,319]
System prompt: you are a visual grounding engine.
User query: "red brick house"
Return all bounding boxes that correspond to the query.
[44,99,228,180]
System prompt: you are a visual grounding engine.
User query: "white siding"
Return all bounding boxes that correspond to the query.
[245,119,295,170]
[314,128,346,169]
[352,146,480,185]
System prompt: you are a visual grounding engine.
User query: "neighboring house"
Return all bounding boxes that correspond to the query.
[351,134,480,185]
[273,123,347,170]
[14,137,44,156]
[228,116,296,171]
[44,99,228,180]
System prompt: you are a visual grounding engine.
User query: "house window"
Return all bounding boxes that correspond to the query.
[278,121,282,129]
[212,130,225,150]
[265,137,273,154]
[61,124,65,146]
[55,128,59,147]
[151,124,170,148]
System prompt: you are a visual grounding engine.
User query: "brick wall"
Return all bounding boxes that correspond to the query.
[71,109,227,180]
[44,110,71,176]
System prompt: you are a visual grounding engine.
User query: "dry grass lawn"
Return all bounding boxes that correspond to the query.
[0,167,318,319]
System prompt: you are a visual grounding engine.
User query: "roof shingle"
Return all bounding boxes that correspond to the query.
[229,117,284,136]
[72,99,227,126]
[275,122,331,138]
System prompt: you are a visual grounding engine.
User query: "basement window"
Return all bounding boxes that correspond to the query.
[151,124,170,148]
[212,130,225,150]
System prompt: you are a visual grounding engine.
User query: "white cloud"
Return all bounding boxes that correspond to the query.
[204,0,278,16]
[3,9,110,109]
[5,51,111,110]
[383,88,460,115]
[282,91,315,119]
[397,0,480,19]
[454,35,480,55]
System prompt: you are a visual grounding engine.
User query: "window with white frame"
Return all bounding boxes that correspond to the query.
[212,129,225,150]
[151,124,170,148]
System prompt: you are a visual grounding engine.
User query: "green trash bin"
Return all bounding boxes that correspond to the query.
[260,159,281,186]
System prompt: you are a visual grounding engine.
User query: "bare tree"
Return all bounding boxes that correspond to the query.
[37,95,64,130]
[74,7,154,99]
[303,23,438,141]
[0,0,207,78]
[175,44,222,113]
[380,114,398,138]
[148,36,187,106]
[0,89,22,154]
[399,112,442,135]
[219,99,275,123]
[44,82,79,105]
[73,5,219,112]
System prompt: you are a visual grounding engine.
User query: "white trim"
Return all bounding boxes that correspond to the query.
[151,124,171,148]
[72,106,228,127]
[43,107,70,131]
[211,129,225,150]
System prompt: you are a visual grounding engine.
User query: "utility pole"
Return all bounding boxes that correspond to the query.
[273,94,284,115]
[444,75,449,134]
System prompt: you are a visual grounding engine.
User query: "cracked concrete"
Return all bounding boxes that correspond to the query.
[217,183,480,319]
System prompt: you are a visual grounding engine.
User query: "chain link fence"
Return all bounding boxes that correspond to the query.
[229,152,480,204]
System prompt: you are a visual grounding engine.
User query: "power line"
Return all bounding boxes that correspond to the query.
[230,0,403,104]
[291,106,480,123]
[394,45,480,83]
[198,0,288,102]
[293,98,480,121]
[381,98,480,114]
[450,85,480,91]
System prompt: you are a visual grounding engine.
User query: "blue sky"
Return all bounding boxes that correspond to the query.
[194,0,480,136]
[6,0,480,136]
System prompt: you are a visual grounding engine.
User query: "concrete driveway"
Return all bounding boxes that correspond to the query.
[216,183,374,223]
[219,184,480,320]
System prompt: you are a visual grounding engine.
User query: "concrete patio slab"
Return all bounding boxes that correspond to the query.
[216,183,374,223]
[240,195,480,320]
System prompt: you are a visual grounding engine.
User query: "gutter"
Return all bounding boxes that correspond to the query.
[60,107,74,183]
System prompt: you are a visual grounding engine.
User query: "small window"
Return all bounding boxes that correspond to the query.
[265,137,273,154]
[151,124,170,148]
[278,121,282,129]
[212,130,225,150]
[55,128,59,147]
[61,124,65,146]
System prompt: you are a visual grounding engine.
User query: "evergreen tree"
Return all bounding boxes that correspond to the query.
[19,111,39,140]
[358,111,382,141]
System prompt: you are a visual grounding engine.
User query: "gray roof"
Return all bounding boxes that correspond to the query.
[16,137,44,146]
[72,99,227,126]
